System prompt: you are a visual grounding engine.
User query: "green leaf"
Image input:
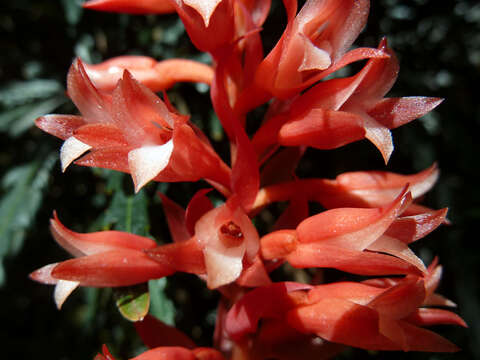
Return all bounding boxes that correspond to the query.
[61,0,83,25]
[0,79,63,107]
[148,278,175,326]
[114,284,150,322]
[0,152,57,286]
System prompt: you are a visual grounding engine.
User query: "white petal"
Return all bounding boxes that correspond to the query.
[203,246,244,289]
[297,36,332,72]
[182,0,223,27]
[60,136,92,172]
[128,140,174,193]
[54,280,80,310]
[363,115,393,164]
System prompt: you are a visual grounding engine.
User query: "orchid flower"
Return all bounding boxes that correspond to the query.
[260,188,430,276]
[36,59,231,193]
[254,0,388,99]
[253,39,442,163]
[29,213,173,308]
[146,195,265,289]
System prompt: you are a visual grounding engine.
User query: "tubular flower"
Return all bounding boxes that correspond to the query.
[82,56,214,92]
[226,277,466,353]
[36,59,231,192]
[254,0,387,99]
[29,213,173,308]
[260,188,431,276]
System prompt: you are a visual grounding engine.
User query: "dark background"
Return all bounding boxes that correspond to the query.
[0,0,478,359]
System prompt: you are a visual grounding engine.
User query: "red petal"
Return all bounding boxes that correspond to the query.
[369,97,443,129]
[287,243,423,276]
[35,115,86,140]
[396,321,461,352]
[185,189,214,235]
[297,189,411,250]
[225,282,311,340]
[73,123,128,148]
[385,208,448,244]
[75,146,131,173]
[67,59,112,123]
[286,298,397,350]
[278,109,365,149]
[406,308,467,328]
[52,249,174,287]
[236,255,271,287]
[145,238,206,274]
[158,193,191,243]
[29,263,60,285]
[50,211,157,257]
[368,278,425,320]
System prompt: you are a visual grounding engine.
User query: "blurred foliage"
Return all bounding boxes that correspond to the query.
[0,0,479,359]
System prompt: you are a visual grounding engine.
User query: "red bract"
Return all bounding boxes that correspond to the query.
[36,59,231,193]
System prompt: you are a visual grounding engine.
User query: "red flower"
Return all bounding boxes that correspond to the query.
[36,59,231,192]
[146,195,264,289]
[254,0,387,98]
[260,188,435,276]
[253,39,442,163]
[30,213,173,308]
[226,273,466,352]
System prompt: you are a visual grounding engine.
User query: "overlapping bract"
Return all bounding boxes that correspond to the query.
[31,0,465,358]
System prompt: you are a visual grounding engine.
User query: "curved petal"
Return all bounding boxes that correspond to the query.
[60,136,92,172]
[52,249,174,287]
[35,114,85,140]
[128,141,174,193]
[50,211,158,257]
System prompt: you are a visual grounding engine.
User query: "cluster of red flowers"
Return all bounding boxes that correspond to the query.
[30,0,466,358]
